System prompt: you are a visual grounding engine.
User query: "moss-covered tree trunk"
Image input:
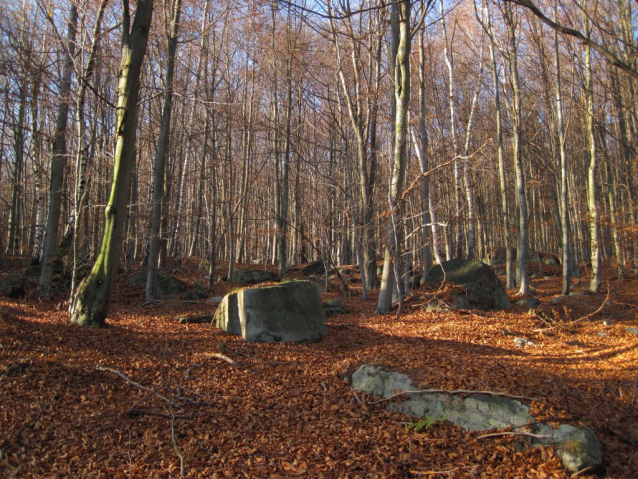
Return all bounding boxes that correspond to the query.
[70,0,154,327]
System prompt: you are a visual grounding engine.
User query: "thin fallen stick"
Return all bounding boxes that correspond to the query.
[535,282,610,333]
[352,390,363,406]
[571,466,592,478]
[368,389,542,405]
[169,393,186,477]
[211,352,238,366]
[477,431,552,440]
[127,409,191,420]
[96,365,173,405]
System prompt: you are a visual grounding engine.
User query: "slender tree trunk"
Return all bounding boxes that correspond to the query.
[146,0,182,302]
[6,86,26,256]
[504,3,529,295]
[70,0,154,326]
[376,0,410,314]
[38,5,78,296]
[584,17,601,293]
[440,0,462,258]
[552,1,571,295]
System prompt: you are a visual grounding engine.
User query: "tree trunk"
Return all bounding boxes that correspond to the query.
[70,0,154,326]
[147,0,182,302]
[504,3,530,295]
[376,0,410,314]
[38,5,78,295]
[584,21,601,293]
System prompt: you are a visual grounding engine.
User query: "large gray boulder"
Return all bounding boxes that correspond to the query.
[425,259,510,310]
[215,280,327,343]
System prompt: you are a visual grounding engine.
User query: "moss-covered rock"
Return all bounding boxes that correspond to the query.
[425,259,510,311]
[128,270,186,296]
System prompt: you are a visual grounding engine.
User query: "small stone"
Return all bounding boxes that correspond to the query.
[625,327,638,336]
[513,337,535,348]
[597,331,608,338]
[603,320,612,326]
[605,301,613,307]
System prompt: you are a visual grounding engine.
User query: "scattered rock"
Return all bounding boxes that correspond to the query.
[0,278,33,298]
[514,337,535,348]
[128,271,186,296]
[215,280,326,343]
[182,286,208,300]
[206,296,223,304]
[598,331,608,338]
[176,314,214,324]
[552,424,604,474]
[230,268,274,285]
[625,327,638,336]
[603,320,612,326]
[322,299,348,316]
[301,260,325,276]
[516,297,540,310]
[349,364,415,399]
[425,259,511,311]
[541,253,560,266]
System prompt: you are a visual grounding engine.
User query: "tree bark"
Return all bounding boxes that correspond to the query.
[147,0,182,302]
[38,5,78,296]
[70,0,154,326]
[376,0,410,314]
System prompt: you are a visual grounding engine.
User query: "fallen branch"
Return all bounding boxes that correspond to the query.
[96,365,173,405]
[571,466,592,478]
[127,409,191,420]
[477,431,552,441]
[368,389,542,405]
[211,353,238,366]
[169,393,186,477]
[535,282,610,333]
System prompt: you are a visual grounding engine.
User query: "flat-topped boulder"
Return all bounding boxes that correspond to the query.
[215,280,326,343]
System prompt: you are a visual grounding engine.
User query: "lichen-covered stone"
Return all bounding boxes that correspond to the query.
[215,281,326,343]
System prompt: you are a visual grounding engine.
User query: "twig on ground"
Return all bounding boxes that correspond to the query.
[211,353,238,366]
[17,393,58,435]
[352,390,362,406]
[169,393,185,477]
[477,431,551,440]
[127,409,191,419]
[368,389,542,405]
[535,282,610,333]
[96,365,173,405]
[571,466,592,478]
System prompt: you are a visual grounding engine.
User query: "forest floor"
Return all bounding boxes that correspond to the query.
[1,257,637,478]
